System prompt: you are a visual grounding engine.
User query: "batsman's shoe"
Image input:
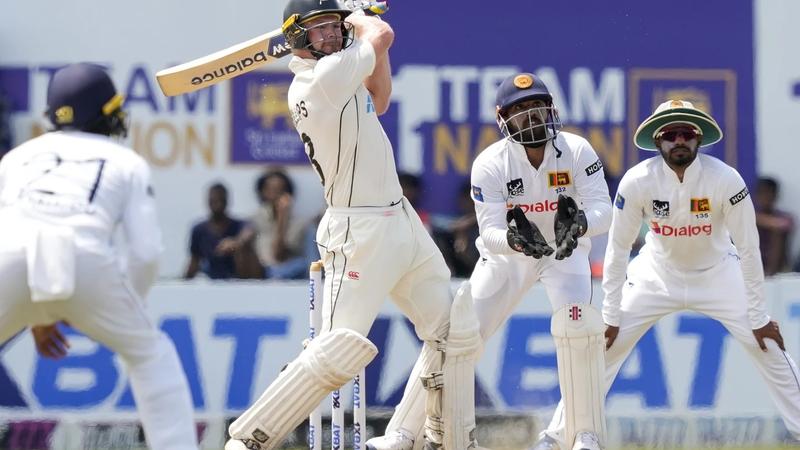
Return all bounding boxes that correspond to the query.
[572,431,601,450]
[365,430,414,450]
[224,438,252,450]
[530,434,561,450]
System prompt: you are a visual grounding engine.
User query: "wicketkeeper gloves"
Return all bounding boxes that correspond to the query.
[506,206,554,258]
[553,194,587,260]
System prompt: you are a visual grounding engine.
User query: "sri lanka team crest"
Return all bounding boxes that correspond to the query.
[690,198,711,213]
[547,171,571,188]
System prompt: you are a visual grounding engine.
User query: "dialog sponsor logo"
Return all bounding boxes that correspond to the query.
[508,200,557,213]
[650,221,712,237]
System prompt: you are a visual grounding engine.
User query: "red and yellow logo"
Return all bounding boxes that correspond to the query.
[548,171,572,188]
[690,198,711,213]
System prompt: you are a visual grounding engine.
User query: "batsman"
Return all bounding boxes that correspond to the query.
[225,1,485,449]
[367,73,612,450]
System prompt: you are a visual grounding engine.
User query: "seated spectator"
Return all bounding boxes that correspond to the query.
[236,169,307,280]
[755,177,795,276]
[399,172,431,231]
[184,183,247,279]
[433,179,479,278]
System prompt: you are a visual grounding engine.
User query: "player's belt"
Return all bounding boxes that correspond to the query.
[327,200,403,216]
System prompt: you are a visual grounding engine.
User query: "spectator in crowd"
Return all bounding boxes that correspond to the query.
[236,168,307,279]
[398,171,431,231]
[433,179,479,278]
[754,176,795,276]
[184,183,247,279]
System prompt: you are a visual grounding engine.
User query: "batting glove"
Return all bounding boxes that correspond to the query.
[553,194,587,260]
[506,206,554,258]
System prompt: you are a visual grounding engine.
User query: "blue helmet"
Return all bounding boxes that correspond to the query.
[495,73,561,146]
[46,63,127,137]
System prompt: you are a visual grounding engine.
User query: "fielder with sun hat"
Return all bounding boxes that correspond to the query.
[532,100,800,449]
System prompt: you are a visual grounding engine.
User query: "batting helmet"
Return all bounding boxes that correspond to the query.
[46,63,127,137]
[282,0,353,58]
[495,73,562,146]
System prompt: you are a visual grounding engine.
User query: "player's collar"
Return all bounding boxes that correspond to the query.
[288,55,318,74]
[659,152,703,184]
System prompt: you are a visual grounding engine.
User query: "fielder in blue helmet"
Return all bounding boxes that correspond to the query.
[495,73,562,147]
[46,63,128,137]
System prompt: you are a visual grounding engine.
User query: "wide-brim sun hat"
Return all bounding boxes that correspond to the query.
[633,99,723,151]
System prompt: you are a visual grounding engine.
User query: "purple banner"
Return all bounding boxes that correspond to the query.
[229,71,307,165]
[0,68,30,113]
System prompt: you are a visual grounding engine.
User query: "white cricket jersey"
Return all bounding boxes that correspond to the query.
[602,153,767,328]
[288,38,402,208]
[0,131,162,265]
[470,131,612,257]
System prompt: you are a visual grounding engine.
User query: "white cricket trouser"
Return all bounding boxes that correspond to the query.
[544,252,800,442]
[0,247,198,450]
[315,197,452,341]
[470,245,594,339]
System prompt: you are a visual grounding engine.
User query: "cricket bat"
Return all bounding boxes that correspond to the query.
[155,1,388,97]
[156,28,290,97]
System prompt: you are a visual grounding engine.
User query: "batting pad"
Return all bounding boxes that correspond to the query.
[379,338,443,449]
[228,328,378,450]
[551,303,606,448]
[441,281,482,449]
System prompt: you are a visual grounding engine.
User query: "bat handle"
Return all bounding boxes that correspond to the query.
[364,1,388,15]
[347,0,388,15]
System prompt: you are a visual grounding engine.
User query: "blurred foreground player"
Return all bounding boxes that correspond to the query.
[0,63,198,450]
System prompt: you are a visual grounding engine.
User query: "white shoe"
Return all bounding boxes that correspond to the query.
[571,431,601,450]
[225,438,265,450]
[530,434,561,450]
[365,430,414,450]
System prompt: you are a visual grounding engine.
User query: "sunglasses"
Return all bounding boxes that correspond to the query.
[657,128,701,142]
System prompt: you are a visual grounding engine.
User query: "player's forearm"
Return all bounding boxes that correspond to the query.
[481,227,517,255]
[582,197,612,239]
[738,246,770,329]
[601,217,640,326]
[364,55,391,115]
[601,248,629,327]
[475,201,516,255]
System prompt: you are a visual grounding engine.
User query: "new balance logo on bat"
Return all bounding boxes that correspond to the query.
[190,51,270,86]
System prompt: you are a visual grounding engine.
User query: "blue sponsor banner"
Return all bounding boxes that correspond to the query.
[0,311,731,411]
[0,280,793,417]
[229,71,307,165]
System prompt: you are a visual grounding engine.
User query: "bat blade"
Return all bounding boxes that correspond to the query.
[156,28,291,97]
